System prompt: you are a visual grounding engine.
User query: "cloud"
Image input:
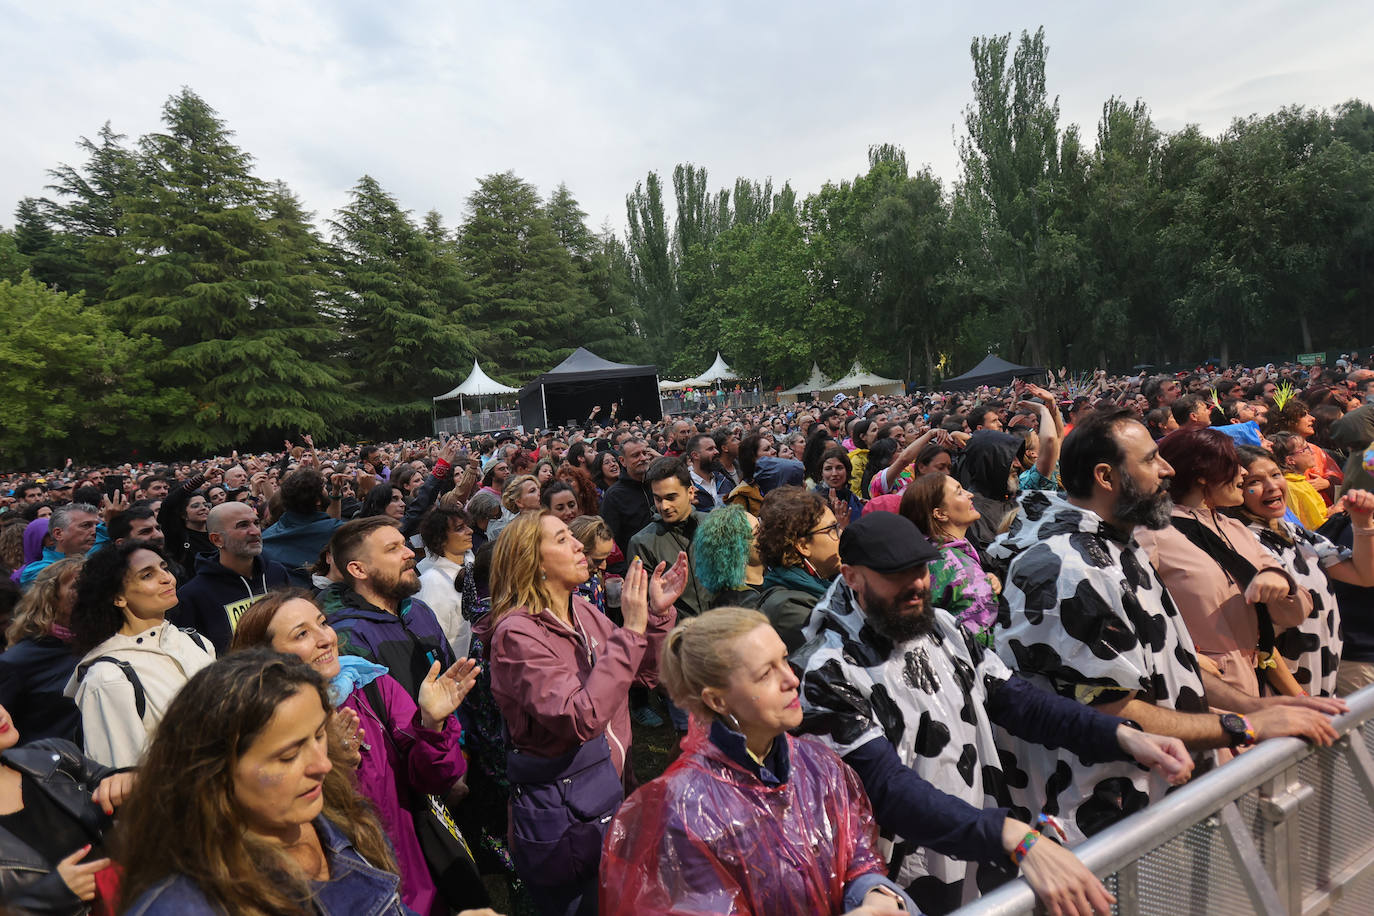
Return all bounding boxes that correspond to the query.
[2,0,1370,240]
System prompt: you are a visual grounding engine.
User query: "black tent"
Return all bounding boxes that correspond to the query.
[518,348,661,430]
[941,355,1045,391]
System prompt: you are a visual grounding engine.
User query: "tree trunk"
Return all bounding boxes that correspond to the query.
[1297,311,1313,354]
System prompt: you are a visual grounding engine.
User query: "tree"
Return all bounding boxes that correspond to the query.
[330,175,472,434]
[457,171,592,377]
[0,275,178,466]
[106,88,349,450]
[12,198,90,294]
[41,121,139,297]
[625,172,678,363]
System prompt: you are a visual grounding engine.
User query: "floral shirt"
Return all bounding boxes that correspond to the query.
[929,537,999,645]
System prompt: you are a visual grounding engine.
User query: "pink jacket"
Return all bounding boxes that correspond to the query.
[482,596,675,775]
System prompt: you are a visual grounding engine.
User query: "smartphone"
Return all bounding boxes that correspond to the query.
[103,475,126,501]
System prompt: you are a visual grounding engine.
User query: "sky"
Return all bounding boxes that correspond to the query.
[3,1,1372,239]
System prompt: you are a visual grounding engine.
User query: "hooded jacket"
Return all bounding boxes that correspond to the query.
[0,739,117,916]
[261,510,342,587]
[319,584,453,699]
[10,518,48,586]
[173,553,291,653]
[0,635,81,744]
[475,595,674,775]
[956,430,1022,552]
[627,510,715,620]
[64,624,216,768]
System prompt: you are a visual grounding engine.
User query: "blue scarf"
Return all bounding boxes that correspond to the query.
[329,655,389,705]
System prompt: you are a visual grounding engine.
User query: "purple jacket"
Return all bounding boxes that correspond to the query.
[478,596,674,775]
[345,673,466,916]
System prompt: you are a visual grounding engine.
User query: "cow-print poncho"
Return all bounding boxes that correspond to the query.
[793,576,1015,911]
[985,490,1210,843]
[1246,518,1347,697]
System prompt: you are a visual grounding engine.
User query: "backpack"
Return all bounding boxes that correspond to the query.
[76,629,210,721]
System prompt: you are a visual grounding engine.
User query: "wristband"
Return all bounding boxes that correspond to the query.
[1011,830,1041,866]
[1238,715,1257,748]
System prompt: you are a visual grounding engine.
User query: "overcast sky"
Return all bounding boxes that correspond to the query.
[3,1,1371,239]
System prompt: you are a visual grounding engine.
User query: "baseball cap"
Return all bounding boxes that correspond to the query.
[839,513,940,572]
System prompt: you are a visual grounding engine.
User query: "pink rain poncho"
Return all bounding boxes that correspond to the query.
[600,727,890,915]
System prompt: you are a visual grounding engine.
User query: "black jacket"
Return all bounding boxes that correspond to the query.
[600,476,655,568]
[172,553,291,653]
[0,739,117,916]
[0,637,80,746]
[627,511,715,620]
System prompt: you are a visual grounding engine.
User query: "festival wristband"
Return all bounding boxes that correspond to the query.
[1011,830,1041,866]
[1238,715,1257,748]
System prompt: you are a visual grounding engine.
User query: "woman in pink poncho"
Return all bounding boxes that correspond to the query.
[600,608,914,916]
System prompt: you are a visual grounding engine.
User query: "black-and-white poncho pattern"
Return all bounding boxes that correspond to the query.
[793,577,1014,911]
[1248,519,1346,697]
[985,490,1209,844]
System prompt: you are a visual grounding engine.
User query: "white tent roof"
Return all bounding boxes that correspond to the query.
[658,378,691,391]
[434,360,520,401]
[819,362,904,391]
[687,352,739,385]
[779,363,832,396]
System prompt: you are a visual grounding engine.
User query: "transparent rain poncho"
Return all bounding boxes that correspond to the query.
[600,726,891,915]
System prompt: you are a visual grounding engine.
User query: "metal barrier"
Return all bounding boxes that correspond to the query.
[661,391,773,415]
[433,409,521,435]
[952,684,1374,916]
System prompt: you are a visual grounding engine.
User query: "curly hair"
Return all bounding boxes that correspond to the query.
[71,541,171,652]
[6,556,83,644]
[755,486,826,568]
[556,464,602,516]
[418,504,470,557]
[279,468,327,515]
[692,505,754,593]
[115,650,396,915]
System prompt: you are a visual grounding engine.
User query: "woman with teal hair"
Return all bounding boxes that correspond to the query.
[692,506,764,610]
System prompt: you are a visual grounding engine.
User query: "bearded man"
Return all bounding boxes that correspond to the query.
[988,407,1339,845]
[792,512,1192,916]
[322,516,455,699]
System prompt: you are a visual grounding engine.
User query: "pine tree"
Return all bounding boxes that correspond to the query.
[329,176,472,435]
[105,88,348,450]
[458,171,591,377]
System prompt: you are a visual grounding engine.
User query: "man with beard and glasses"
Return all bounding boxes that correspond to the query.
[792,512,1192,916]
[987,407,1339,847]
[320,516,456,699]
[173,502,290,653]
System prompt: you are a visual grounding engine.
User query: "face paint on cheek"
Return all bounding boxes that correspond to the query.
[254,766,286,788]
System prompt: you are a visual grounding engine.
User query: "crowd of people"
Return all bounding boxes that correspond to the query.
[1,355,1373,915]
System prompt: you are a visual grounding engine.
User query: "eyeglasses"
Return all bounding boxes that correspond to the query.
[807,522,840,540]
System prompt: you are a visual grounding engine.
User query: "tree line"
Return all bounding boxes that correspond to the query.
[3,28,1372,464]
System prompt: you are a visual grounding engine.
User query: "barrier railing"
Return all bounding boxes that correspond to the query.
[434,410,521,434]
[951,684,1374,916]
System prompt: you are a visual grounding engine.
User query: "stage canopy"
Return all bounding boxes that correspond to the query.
[519,347,661,430]
[941,355,1044,391]
[819,362,905,397]
[433,360,519,402]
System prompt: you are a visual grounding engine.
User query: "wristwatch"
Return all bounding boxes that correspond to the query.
[1219,713,1256,748]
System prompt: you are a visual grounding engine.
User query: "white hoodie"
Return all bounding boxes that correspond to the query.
[65,623,216,768]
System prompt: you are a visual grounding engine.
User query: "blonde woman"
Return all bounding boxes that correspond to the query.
[0,557,85,743]
[475,510,685,916]
[487,475,541,542]
[601,608,915,915]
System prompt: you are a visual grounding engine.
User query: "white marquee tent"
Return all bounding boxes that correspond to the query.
[819,362,905,397]
[434,360,519,402]
[777,363,833,404]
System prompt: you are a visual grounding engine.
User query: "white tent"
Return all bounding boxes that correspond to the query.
[658,378,691,391]
[777,363,833,404]
[687,352,739,386]
[819,362,905,397]
[433,360,520,402]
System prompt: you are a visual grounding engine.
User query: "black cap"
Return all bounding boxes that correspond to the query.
[839,512,940,573]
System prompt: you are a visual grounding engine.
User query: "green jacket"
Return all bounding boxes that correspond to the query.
[628,511,715,620]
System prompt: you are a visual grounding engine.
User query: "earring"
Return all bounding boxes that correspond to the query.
[720,710,744,733]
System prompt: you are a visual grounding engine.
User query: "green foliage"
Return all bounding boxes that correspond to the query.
[0,275,179,466]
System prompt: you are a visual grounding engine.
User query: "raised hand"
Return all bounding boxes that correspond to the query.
[418,658,481,729]
[648,551,689,615]
[99,490,128,524]
[621,557,650,634]
[329,706,366,769]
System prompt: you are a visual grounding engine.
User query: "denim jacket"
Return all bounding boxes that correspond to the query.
[123,815,414,915]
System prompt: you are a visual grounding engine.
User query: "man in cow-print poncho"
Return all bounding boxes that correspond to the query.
[793,512,1193,916]
[987,407,1345,845]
